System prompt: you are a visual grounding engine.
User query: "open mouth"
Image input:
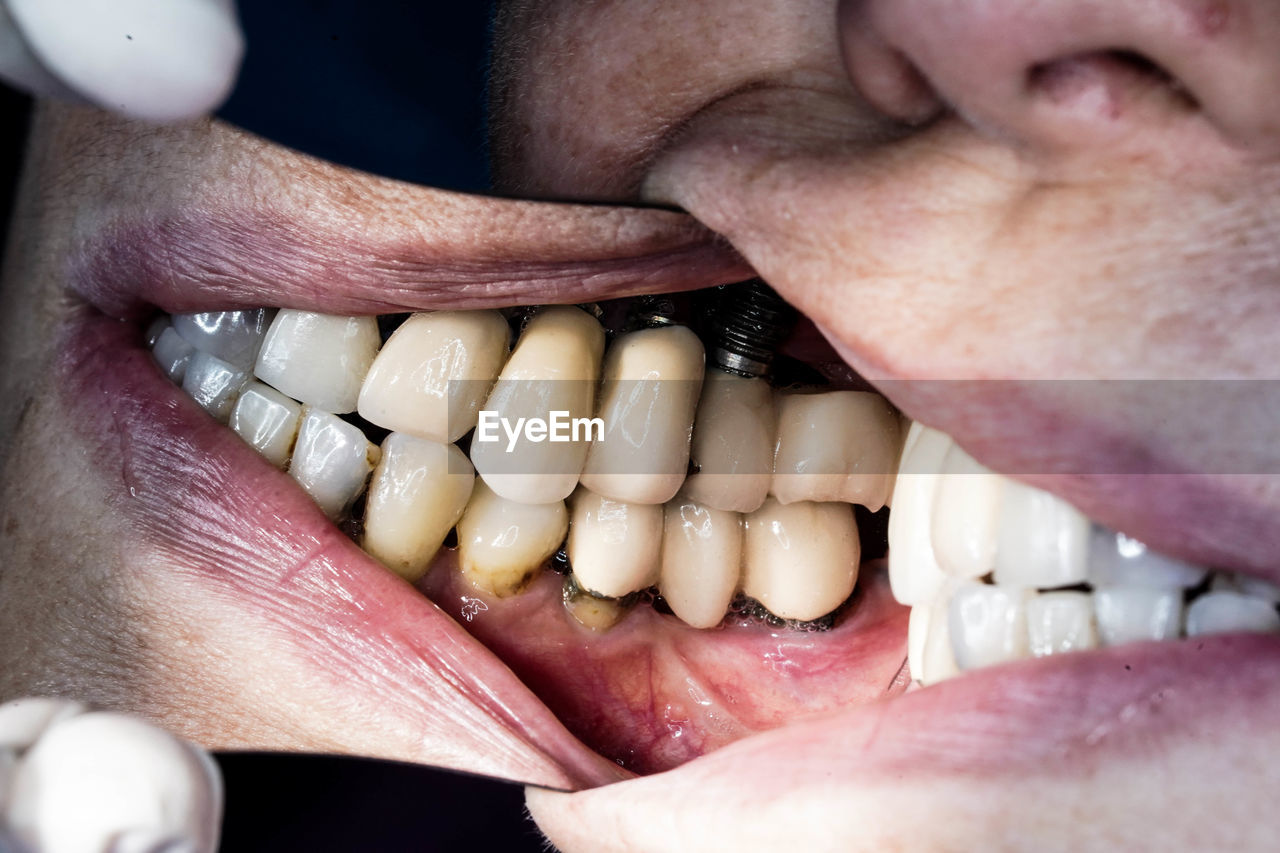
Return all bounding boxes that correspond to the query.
[69,256,1280,786]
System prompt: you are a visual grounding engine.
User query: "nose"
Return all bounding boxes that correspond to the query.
[838,0,1280,158]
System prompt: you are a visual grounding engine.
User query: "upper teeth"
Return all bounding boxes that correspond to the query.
[148,306,1280,656]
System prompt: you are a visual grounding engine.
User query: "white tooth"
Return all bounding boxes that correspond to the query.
[471,306,606,504]
[683,369,775,513]
[659,497,742,629]
[151,326,195,383]
[930,444,1003,579]
[742,498,860,622]
[361,434,474,582]
[456,480,568,598]
[907,604,931,682]
[579,325,705,505]
[357,310,511,444]
[1185,591,1280,636]
[180,350,250,422]
[918,593,962,685]
[254,310,381,414]
[1093,586,1183,646]
[1027,591,1097,657]
[771,390,901,510]
[566,489,662,598]
[887,422,952,606]
[947,581,1032,670]
[1210,571,1280,603]
[289,408,380,520]
[1087,528,1207,589]
[144,315,170,348]
[5,712,220,853]
[228,381,302,468]
[992,480,1089,589]
[172,308,276,369]
[0,698,88,751]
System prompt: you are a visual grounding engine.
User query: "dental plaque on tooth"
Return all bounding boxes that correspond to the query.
[143,288,1280,658]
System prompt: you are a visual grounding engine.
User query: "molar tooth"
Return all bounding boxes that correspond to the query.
[181,350,250,422]
[254,310,380,414]
[567,489,662,598]
[289,408,379,520]
[659,497,742,629]
[361,434,474,582]
[471,306,605,504]
[151,326,195,383]
[456,480,568,597]
[947,582,1032,670]
[171,308,275,369]
[683,369,775,513]
[1026,591,1097,657]
[1210,571,1280,603]
[742,498,859,622]
[228,381,302,468]
[770,390,901,510]
[357,310,511,444]
[887,422,952,606]
[1093,586,1183,646]
[579,325,705,505]
[930,444,1003,579]
[1087,528,1207,589]
[1185,591,1280,636]
[992,480,1089,588]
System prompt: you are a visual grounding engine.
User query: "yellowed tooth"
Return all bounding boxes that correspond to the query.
[470,307,605,504]
[683,369,775,513]
[357,311,511,444]
[659,497,742,629]
[566,489,662,598]
[579,325,705,505]
[361,434,474,581]
[771,390,901,510]
[456,480,568,597]
[742,498,860,622]
[562,577,632,632]
[254,310,381,414]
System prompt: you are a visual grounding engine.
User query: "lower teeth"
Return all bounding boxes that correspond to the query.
[144,303,1280,663]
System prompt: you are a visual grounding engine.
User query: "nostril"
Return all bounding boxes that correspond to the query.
[1026,50,1200,118]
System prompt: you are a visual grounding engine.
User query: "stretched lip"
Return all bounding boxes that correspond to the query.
[59,190,1280,797]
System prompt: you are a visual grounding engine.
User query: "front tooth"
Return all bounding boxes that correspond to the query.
[1026,591,1097,657]
[228,381,303,468]
[742,498,859,622]
[144,316,170,348]
[471,306,605,505]
[361,434,475,582]
[1185,591,1280,636]
[659,497,742,629]
[992,480,1089,588]
[171,308,275,369]
[915,593,962,685]
[357,310,511,444]
[907,604,931,681]
[289,408,380,520]
[771,390,901,510]
[683,369,775,513]
[456,480,568,597]
[579,325,705,505]
[254,310,381,414]
[1087,528,1207,589]
[930,444,1003,579]
[1093,586,1183,646]
[151,326,195,382]
[887,422,952,606]
[567,489,662,598]
[562,576,632,632]
[180,350,250,422]
[948,581,1032,670]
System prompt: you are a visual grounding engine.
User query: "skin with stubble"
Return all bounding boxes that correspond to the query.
[4,0,1280,849]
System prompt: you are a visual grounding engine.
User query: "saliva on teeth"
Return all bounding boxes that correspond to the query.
[144,301,1280,659]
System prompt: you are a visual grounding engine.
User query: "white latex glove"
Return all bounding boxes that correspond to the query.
[0,697,222,853]
[0,0,243,122]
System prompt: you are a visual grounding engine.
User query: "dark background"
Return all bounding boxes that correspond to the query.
[1,3,557,850]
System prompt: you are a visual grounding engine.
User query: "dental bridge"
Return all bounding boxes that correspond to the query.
[144,280,1280,688]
